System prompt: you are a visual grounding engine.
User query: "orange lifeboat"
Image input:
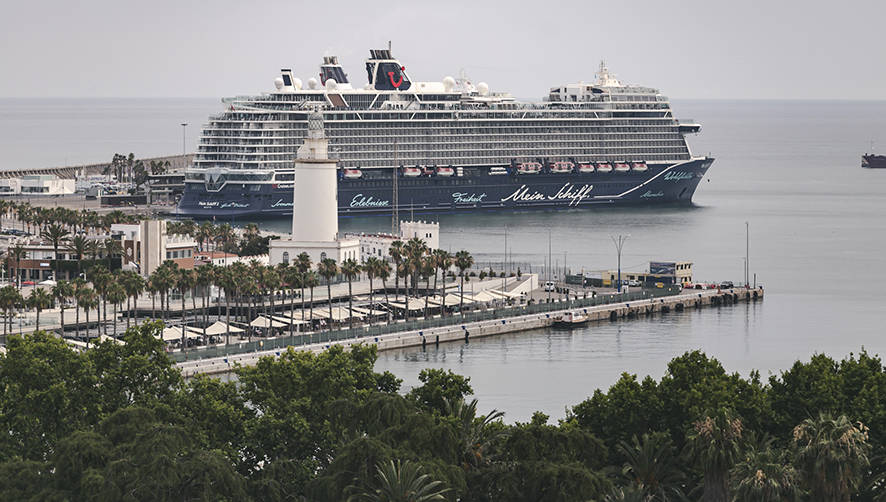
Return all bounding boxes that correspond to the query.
[550,161,574,173]
[631,162,648,172]
[596,163,613,173]
[578,163,595,173]
[614,162,631,172]
[343,168,362,179]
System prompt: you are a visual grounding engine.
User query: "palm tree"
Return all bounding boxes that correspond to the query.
[445,398,505,470]
[0,285,21,340]
[317,258,338,332]
[731,432,799,502]
[196,221,215,252]
[420,257,434,319]
[40,223,70,281]
[347,459,449,502]
[215,223,235,255]
[388,240,404,305]
[71,278,86,338]
[304,270,319,332]
[340,258,361,331]
[147,274,160,320]
[404,237,428,302]
[78,287,97,345]
[686,411,744,502]
[377,260,392,321]
[177,268,196,349]
[87,265,112,336]
[51,280,75,335]
[364,257,381,326]
[102,238,123,270]
[295,252,312,322]
[106,282,126,338]
[120,271,145,328]
[432,249,453,317]
[66,235,90,277]
[263,266,282,322]
[283,265,301,336]
[7,244,26,288]
[195,264,215,335]
[454,250,474,316]
[616,432,686,501]
[216,266,235,346]
[793,413,870,502]
[27,288,52,332]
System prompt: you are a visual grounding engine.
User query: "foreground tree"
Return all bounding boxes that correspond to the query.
[793,413,870,502]
[685,411,743,502]
[347,459,449,502]
[730,433,799,502]
[616,432,685,501]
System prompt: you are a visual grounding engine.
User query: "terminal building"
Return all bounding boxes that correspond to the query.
[347,220,440,262]
[0,175,75,196]
[604,261,693,286]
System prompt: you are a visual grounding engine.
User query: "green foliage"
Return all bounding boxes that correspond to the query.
[408,368,474,414]
[3,332,886,501]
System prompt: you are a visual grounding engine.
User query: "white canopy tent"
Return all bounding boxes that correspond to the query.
[387,298,426,311]
[201,321,245,336]
[270,315,310,326]
[160,326,182,342]
[250,316,287,328]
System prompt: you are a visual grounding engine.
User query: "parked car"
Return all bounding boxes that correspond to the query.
[21,280,35,286]
[627,279,641,287]
[544,281,555,292]
[719,281,734,289]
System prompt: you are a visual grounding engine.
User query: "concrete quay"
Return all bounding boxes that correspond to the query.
[178,286,764,377]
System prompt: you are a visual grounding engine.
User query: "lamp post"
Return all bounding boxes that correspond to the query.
[611,235,628,293]
[180,123,188,156]
[745,221,749,288]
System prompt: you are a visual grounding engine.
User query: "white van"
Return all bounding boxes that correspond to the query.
[544,281,556,292]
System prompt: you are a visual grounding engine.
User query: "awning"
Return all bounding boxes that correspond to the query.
[445,293,474,305]
[202,321,244,336]
[250,316,287,328]
[349,306,389,316]
[468,291,498,303]
[160,326,182,341]
[99,335,125,345]
[270,315,309,325]
[489,288,523,299]
[387,298,426,311]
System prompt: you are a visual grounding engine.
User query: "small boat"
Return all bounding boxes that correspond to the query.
[614,162,631,172]
[631,162,648,172]
[402,166,422,177]
[862,154,886,168]
[596,163,613,173]
[553,311,589,328]
[578,163,595,173]
[550,161,574,173]
[436,166,455,176]
[517,162,542,174]
[342,168,362,179]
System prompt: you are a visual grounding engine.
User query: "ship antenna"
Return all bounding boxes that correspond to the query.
[388,40,392,52]
[392,139,399,236]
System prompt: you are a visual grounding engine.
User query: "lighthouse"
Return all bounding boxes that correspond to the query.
[269,111,359,266]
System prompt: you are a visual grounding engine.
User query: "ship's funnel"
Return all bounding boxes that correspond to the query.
[366,49,411,91]
[280,68,296,92]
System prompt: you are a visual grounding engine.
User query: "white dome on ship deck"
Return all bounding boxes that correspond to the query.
[274,77,284,90]
[443,76,456,91]
[307,77,318,89]
[293,78,303,90]
[477,82,489,96]
[325,78,338,90]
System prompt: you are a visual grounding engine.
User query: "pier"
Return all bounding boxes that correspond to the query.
[177,286,764,377]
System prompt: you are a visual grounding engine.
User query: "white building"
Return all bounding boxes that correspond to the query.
[111,221,197,277]
[270,112,359,266]
[348,220,440,262]
[20,175,75,195]
[0,179,21,195]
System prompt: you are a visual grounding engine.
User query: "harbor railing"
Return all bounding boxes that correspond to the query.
[171,285,682,363]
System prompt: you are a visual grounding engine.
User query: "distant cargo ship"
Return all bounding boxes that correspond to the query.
[178,47,713,218]
[862,154,886,168]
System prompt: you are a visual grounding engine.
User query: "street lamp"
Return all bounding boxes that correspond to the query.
[745,221,749,288]
[180,123,188,156]
[611,235,629,293]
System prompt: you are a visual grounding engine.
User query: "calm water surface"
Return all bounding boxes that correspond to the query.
[3,99,885,421]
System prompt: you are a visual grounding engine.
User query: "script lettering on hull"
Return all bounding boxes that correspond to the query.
[452,192,487,204]
[350,194,390,208]
[502,183,593,207]
[663,171,695,182]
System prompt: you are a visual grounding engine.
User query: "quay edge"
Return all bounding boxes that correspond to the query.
[178,286,764,377]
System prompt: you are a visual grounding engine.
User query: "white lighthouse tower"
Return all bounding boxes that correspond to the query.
[269,111,359,265]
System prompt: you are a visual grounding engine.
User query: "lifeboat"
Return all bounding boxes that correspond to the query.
[578,163,595,173]
[517,162,542,174]
[421,165,435,176]
[436,166,455,177]
[595,163,613,173]
[614,162,631,173]
[342,168,362,179]
[402,166,422,177]
[631,162,648,172]
[550,161,574,173]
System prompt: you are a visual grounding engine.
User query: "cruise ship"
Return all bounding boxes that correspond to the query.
[178,48,713,218]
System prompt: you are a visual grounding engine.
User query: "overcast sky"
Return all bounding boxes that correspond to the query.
[1,0,884,100]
